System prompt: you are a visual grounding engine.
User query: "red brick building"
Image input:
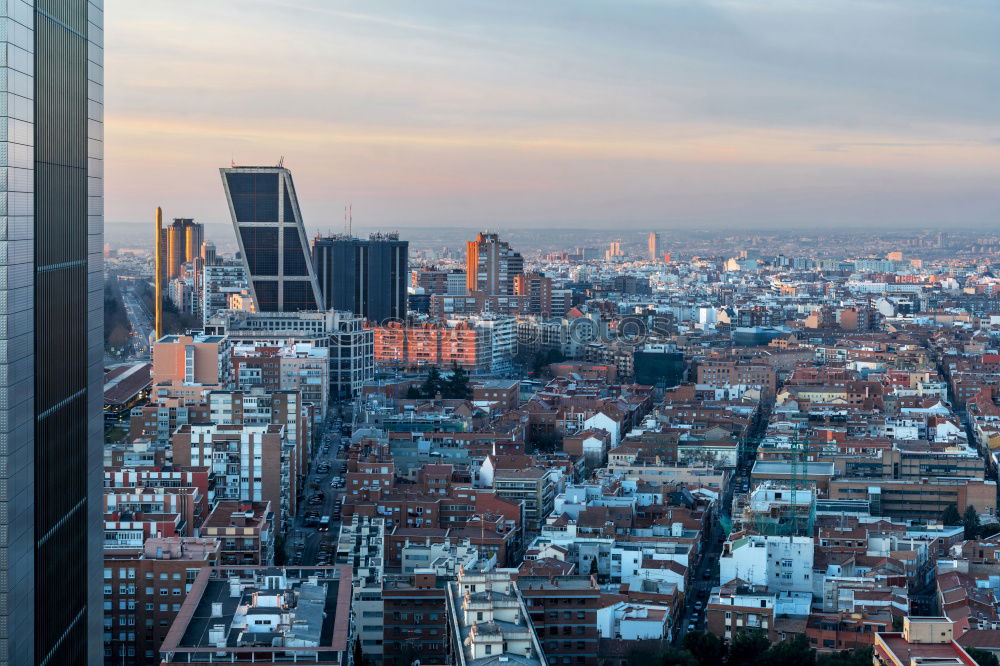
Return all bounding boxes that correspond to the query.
[103,537,219,665]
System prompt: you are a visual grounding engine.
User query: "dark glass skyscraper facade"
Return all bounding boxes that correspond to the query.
[0,1,103,664]
[221,166,322,312]
[313,233,408,324]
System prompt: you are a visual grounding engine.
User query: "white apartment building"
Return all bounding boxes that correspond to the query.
[336,515,386,659]
[719,535,814,596]
[446,571,546,666]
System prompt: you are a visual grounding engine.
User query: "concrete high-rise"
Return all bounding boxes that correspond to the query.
[0,2,104,663]
[221,165,322,313]
[466,231,523,296]
[313,232,408,323]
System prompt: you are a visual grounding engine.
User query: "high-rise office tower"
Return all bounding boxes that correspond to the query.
[466,231,523,296]
[201,240,217,265]
[0,2,104,663]
[164,217,203,279]
[605,239,624,261]
[648,232,660,261]
[313,232,408,323]
[221,165,322,313]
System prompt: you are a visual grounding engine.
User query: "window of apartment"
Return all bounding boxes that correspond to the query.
[103,569,111,580]
[103,584,112,595]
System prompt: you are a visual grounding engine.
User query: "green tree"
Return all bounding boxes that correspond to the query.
[273,535,286,566]
[727,630,770,666]
[765,633,815,666]
[966,648,1000,666]
[405,385,421,399]
[941,503,962,526]
[445,363,472,399]
[529,429,563,453]
[817,647,874,666]
[626,645,697,666]
[353,637,367,666]
[684,630,724,666]
[421,366,443,398]
[964,505,982,539]
[658,648,698,666]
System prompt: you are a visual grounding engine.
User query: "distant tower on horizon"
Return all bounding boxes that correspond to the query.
[648,232,661,262]
[605,239,624,261]
[466,231,523,295]
[220,165,322,312]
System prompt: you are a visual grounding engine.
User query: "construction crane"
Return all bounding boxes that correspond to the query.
[785,430,814,538]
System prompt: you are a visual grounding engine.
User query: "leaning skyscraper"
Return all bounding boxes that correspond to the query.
[0,1,104,663]
[221,165,323,312]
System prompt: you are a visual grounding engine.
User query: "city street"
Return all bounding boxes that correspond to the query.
[673,518,724,645]
[285,411,351,566]
[121,282,153,358]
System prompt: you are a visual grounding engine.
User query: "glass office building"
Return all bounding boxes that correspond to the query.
[313,232,409,324]
[0,0,104,663]
[221,166,322,313]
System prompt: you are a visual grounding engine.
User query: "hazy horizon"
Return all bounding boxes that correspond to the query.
[106,0,1000,231]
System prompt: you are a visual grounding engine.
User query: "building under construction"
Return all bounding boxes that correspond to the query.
[737,482,817,536]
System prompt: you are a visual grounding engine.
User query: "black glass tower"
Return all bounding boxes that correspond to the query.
[313,233,409,324]
[221,165,322,312]
[0,1,104,664]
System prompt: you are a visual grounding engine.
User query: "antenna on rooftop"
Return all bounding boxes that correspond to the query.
[278,155,285,167]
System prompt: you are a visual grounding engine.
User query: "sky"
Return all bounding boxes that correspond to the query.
[105,0,1000,231]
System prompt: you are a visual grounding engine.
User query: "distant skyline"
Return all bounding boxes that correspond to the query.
[107,0,1000,231]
